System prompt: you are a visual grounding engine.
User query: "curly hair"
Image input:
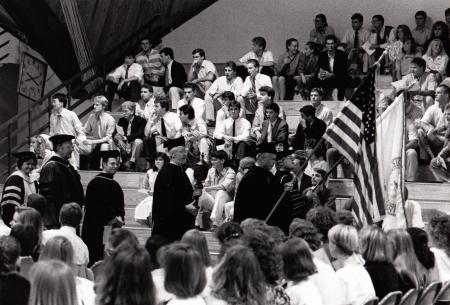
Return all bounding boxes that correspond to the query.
[242,230,282,285]
[306,207,337,243]
[407,227,435,269]
[289,218,322,251]
[429,214,450,256]
[240,218,286,245]
[216,222,243,244]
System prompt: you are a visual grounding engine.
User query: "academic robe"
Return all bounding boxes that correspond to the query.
[39,155,84,228]
[152,163,194,242]
[234,166,288,232]
[1,170,38,225]
[81,172,125,265]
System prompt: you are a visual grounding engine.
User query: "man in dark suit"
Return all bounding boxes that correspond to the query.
[160,47,188,110]
[315,34,349,100]
[116,101,146,170]
[256,102,289,149]
[292,105,327,150]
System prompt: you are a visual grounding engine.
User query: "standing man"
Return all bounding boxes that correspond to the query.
[135,39,165,86]
[234,143,287,231]
[82,150,124,265]
[39,134,84,228]
[160,47,187,110]
[205,61,243,125]
[49,93,87,169]
[188,48,218,97]
[152,145,195,242]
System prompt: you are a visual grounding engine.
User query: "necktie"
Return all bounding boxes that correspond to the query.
[125,65,130,79]
[165,68,170,86]
[161,118,167,137]
[56,114,62,132]
[232,119,236,137]
[267,121,272,143]
[354,30,359,48]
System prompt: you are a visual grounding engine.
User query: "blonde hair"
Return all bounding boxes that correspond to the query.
[121,101,136,112]
[28,260,78,305]
[328,224,359,256]
[93,95,109,108]
[359,225,392,263]
[425,38,447,57]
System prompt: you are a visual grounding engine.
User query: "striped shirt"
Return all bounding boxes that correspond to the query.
[135,49,165,82]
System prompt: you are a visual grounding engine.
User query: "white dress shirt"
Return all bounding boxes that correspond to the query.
[315,104,333,126]
[83,112,116,142]
[108,63,144,83]
[240,73,273,98]
[239,50,274,72]
[136,97,156,121]
[50,108,86,141]
[42,226,89,265]
[178,97,206,121]
[194,59,219,80]
[151,111,182,139]
[213,117,251,142]
[207,76,244,97]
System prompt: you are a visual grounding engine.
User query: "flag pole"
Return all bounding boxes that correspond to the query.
[401,90,409,228]
[312,155,345,192]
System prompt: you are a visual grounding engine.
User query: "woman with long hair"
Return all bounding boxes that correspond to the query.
[387,229,423,290]
[162,242,206,305]
[389,25,413,61]
[407,227,439,284]
[135,152,169,225]
[422,38,449,79]
[395,37,418,80]
[182,229,211,268]
[28,260,78,305]
[328,224,375,305]
[208,244,268,305]
[280,237,322,305]
[96,244,156,305]
[427,21,450,57]
[359,225,400,297]
[428,214,450,282]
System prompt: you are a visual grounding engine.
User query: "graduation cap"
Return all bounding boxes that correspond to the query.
[163,137,185,151]
[276,150,295,161]
[49,134,74,148]
[99,150,121,162]
[12,151,36,161]
[256,142,277,155]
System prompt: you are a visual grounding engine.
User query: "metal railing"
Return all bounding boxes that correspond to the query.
[0,15,162,178]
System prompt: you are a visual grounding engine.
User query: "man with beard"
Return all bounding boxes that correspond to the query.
[82,150,124,265]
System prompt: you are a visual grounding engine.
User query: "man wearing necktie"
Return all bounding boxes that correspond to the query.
[105,55,143,108]
[341,13,370,74]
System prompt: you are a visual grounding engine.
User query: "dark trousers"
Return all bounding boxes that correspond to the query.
[105,80,141,110]
[143,135,157,163]
[314,77,346,100]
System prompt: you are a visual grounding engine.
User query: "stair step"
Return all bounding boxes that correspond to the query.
[79,170,146,189]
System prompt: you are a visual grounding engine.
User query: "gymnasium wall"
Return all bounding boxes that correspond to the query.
[162,0,449,63]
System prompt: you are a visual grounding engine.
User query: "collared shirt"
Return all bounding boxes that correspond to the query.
[240,73,273,97]
[315,103,333,126]
[252,103,286,129]
[166,60,173,84]
[328,53,335,72]
[421,102,446,129]
[216,107,229,127]
[178,97,206,122]
[135,49,165,81]
[193,59,218,80]
[204,167,236,195]
[181,118,207,138]
[0,219,11,236]
[400,72,438,92]
[276,51,305,76]
[151,112,182,139]
[42,226,89,265]
[206,76,244,97]
[213,117,251,142]
[310,25,336,46]
[239,50,274,71]
[342,28,371,51]
[136,97,156,121]
[108,63,144,83]
[422,54,449,75]
[368,25,395,48]
[50,108,86,140]
[412,27,431,46]
[83,111,115,142]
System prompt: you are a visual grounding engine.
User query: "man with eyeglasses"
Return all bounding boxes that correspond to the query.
[188,48,218,97]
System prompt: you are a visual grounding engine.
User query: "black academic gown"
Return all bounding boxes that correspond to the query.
[81,172,125,265]
[39,155,84,228]
[234,166,288,232]
[152,163,194,242]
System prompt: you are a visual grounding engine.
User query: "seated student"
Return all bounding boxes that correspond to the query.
[255,102,289,149]
[178,82,206,122]
[426,21,450,65]
[237,59,273,122]
[304,139,328,176]
[143,97,183,163]
[187,48,218,97]
[303,167,336,210]
[205,61,243,124]
[292,105,327,150]
[315,34,349,100]
[135,38,165,86]
[430,103,450,174]
[80,96,115,170]
[213,101,253,161]
[272,38,305,100]
[252,86,286,135]
[237,36,275,78]
[135,84,156,121]
[422,38,449,80]
[300,41,320,98]
[415,84,449,159]
[179,104,211,162]
[104,54,143,107]
[198,150,236,228]
[394,37,418,82]
[367,14,394,70]
[405,117,419,181]
[310,14,336,49]
[341,13,371,74]
[116,101,146,170]
[215,91,234,128]
[159,47,187,110]
[310,87,333,126]
[412,10,432,55]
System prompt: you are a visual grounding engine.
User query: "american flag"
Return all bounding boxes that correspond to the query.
[323,68,384,225]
